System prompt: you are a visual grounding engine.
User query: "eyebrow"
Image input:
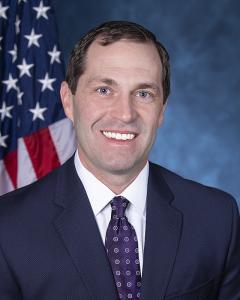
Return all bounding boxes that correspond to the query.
[86,77,118,86]
[135,83,161,94]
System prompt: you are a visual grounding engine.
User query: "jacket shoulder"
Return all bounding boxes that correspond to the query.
[0,157,74,222]
[149,161,238,212]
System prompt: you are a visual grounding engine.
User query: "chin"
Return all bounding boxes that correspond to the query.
[103,160,142,176]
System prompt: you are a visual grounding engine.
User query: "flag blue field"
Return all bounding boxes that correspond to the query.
[0,0,75,195]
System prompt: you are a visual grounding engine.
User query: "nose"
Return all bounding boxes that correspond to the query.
[110,93,137,123]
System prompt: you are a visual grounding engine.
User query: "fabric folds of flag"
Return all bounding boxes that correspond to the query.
[0,0,76,195]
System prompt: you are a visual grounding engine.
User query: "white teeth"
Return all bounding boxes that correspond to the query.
[102,131,135,140]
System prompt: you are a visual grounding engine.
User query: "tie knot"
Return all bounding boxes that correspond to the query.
[111,196,129,218]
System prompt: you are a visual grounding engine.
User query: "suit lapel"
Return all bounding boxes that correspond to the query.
[141,163,183,300]
[53,158,118,299]
[52,158,182,299]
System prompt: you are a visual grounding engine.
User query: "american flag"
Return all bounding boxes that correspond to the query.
[0,0,76,195]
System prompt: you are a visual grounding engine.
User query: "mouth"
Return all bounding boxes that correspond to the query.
[101,130,137,141]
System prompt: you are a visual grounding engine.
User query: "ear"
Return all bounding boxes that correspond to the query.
[157,100,168,128]
[60,81,74,123]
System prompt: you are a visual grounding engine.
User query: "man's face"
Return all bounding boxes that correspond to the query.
[61,39,166,182]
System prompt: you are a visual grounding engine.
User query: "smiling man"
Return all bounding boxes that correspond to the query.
[0,21,239,300]
[61,37,166,193]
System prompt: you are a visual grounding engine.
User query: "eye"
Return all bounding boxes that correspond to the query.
[136,90,153,100]
[137,91,149,97]
[96,87,111,95]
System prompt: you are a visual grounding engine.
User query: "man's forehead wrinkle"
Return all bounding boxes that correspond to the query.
[85,76,161,90]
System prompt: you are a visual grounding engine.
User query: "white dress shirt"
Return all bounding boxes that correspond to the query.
[74,151,148,274]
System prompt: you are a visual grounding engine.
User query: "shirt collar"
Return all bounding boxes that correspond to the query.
[74,151,149,218]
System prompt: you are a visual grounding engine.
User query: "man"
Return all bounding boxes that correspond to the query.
[0,21,239,300]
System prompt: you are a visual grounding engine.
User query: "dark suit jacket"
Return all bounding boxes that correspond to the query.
[0,157,239,300]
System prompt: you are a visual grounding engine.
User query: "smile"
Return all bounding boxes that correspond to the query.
[102,131,136,140]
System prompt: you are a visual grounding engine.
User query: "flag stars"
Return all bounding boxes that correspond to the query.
[0,101,14,121]
[0,36,2,50]
[48,45,61,64]
[33,1,50,19]
[0,133,8,148]
[17,90,24,105]
[15,15,21,34]
[0,2,9,19]
[8,44,18,63]
[2,74,18,92]
[38,72,56,91]
[29,102,47,121]
[24,28,42,48]
[17,59,34,77]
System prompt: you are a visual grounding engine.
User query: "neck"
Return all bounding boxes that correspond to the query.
[78,154,145,194]
[92,172,138,195]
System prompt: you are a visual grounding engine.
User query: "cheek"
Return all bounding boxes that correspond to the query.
[157,114,164,128]
[153,106,164,128]
[72,99,88,123]
[141,108,163,131]
[72,101,101,132]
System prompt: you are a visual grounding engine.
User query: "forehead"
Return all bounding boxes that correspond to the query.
[82,39,163,83]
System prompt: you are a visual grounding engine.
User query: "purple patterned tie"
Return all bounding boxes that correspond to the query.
[105,196,141,299]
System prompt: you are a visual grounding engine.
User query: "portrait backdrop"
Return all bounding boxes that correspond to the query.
[52,0,240,206]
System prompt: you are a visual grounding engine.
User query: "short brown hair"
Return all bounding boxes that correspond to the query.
[66,21,170,103]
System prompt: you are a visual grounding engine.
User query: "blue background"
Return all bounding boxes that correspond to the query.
[52,0,240,206]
